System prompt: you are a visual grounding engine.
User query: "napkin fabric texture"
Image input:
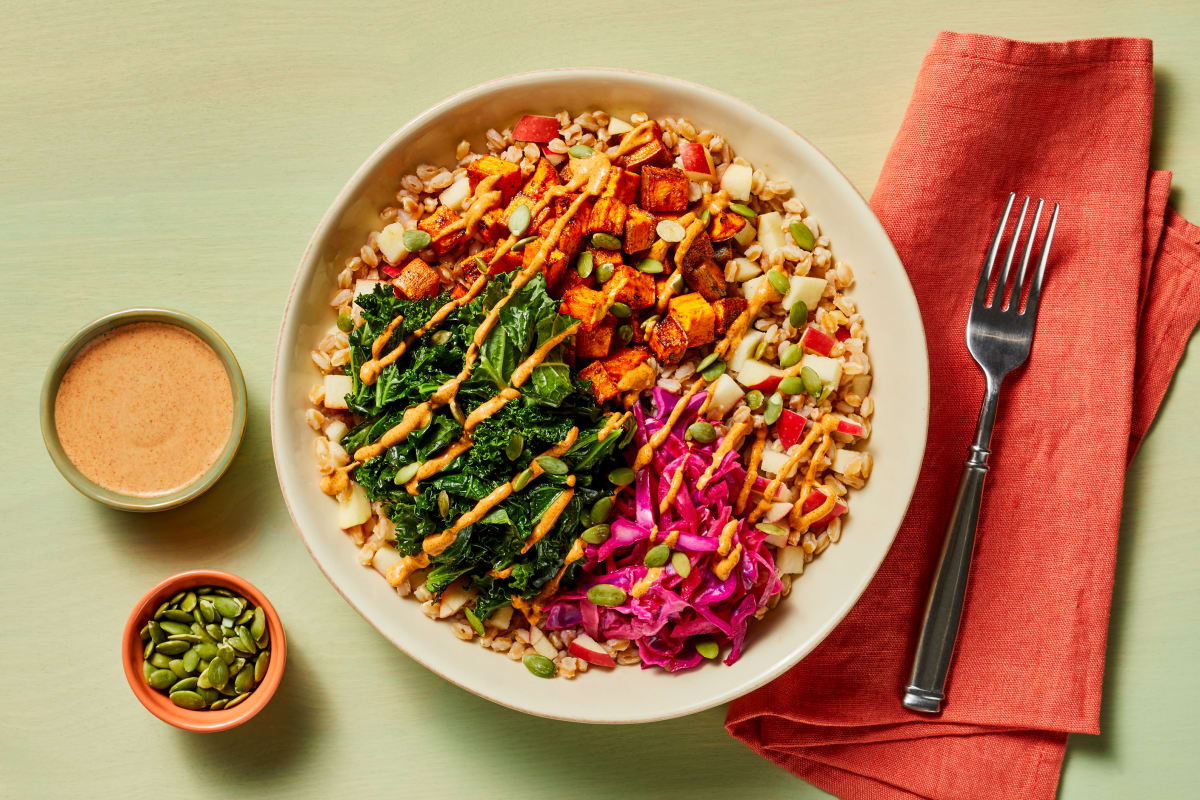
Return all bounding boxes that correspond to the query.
[726,32,1200,800]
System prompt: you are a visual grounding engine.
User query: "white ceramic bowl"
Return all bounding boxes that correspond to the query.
[272,69,928,723]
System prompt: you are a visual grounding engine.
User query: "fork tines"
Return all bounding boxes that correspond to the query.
[975,193,1060,316]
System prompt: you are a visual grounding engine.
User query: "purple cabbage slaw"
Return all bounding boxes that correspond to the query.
[542,387,782,671]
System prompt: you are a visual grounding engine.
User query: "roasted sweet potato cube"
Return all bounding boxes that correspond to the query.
[648,314,688,364]
[575,318,615,360]
[623,206,657,253]
[609,263,655,310]
[667,292,716,348]
[617,123,670,172]
[680,233,727,301]
[467,155,523,201]
[589,247,623,276]
[580,361,619,405]
[522,158,561,200]
[560,285,608,330]
[520,239,568,288]
[712,296,748,334]
[712,240,734,265]
[709,210,747,242]
[559,266,593,293]
[604,168,640,204]
[417,205,465,257]
[478,208,508,243]
[394,258,441,300]
[537,196,588,259]
[601,347,651,381]
[586,196,628,236]
[639,166,689,213]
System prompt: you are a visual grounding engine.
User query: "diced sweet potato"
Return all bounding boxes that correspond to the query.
[617,362,655,393]
[679,233,727,301]
[601,346,650,381]
[712,296,748,334]
[559,265,593,293]
[575,318,615,359]
[667,292,716,348]
[623,206,656,253]
[458,247,521,282]
[393,258,441,300]
[522,158,561,200]
[617,123,670,172]
[580,361,619,404]
[709,210,747,242]
[478,208,508,243]
[648,314,688,364]
[589,247,623,275]
[604,168,640,204]
[417,205,465,256]
[560,285,608,330]
[467,155,523,202]
[539,196,588,260]
[712,240,734,265]
[609,263,655,310]
[586,196,628,236]
[520,239,568,288]
[639,166,690,213]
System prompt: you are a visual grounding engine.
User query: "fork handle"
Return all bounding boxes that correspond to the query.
[903,381,1000,713]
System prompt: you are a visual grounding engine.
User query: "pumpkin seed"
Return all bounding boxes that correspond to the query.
[167,633,203,644]
[217,641,236,665]
[764,392,784,425]
[641,315,659,335]
[169,659,189,678]
[745,389,765,410]
[236,626,257,654]
[581,524,611,545]
[779,344,803,368]
[789,219,815,250]
[195,642,218,660]
[199,599,216,623]
[208,699,228,711]
[153,602,169,620]
[143,641,154,660]
[170,676,199,693]
[505,432,525,461]
[506,204,531,237]
[512,468,534,492]
[729,202,757,219]
[700,208,712,226]
[536,455,568,475]
[608,467,635,487]
[234,665,255,694]
[592,232,622,250]
[616,324,633,345]
[701,359,726,381]
[511,235,537,252]
[256,631,269,649]
[170,591,185,604]
[183,648,200,673]
[254,652,270,682]
[192,608,204,625]
[778,376,804,395]
[610,301,632,319]
[431,329,452,346]
[568,144,595,158]
[643,544,670,568]
[205,624,224,641]
[212,597,243,619]
[138,623,150,641]
[590,496,614,525]
[198,687,220,705]
[695,351,721,373]
[148,669,176,690]
[206,658,229,691]
[671,551,692,578]
[636,257,664,274]
[756,522,787,536]
[224,693,249,709]
[197,670,211,690]
[336,312,353,332]
[434,489,451,519]
[142,661,154,680]
[597,260,615,284]
[463,607,486,637]
[230,657,246,675]
[575,251,594,278]
[789,300,808,328]
[149,653,172,669]
[767,270,790,296]
[656,219,686,242]
[587,584,627,606]
[180,592,198,613]
[147,621,165,645]
[402,228,432,251]
[686,421,717,444]
[159,620,190,636]
[523,653,557,679]
[800,366,823,397]
[156,640,190,656]
[695,640,720,660]
[170,690,206,710]
[393,461,420,485]
[250,607,266,643]
[210,588,235,597]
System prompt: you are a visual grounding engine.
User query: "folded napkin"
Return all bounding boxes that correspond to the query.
[726,32,1200,800]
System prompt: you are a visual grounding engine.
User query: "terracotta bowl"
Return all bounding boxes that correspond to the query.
[121,570,286,732]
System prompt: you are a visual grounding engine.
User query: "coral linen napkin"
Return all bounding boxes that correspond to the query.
[726,32,1200,800]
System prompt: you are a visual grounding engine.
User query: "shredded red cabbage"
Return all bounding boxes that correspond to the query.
[543,388,782,671]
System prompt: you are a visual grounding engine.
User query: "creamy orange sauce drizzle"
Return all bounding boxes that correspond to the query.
[488,566,513,579]
[534,537,586,606]
[385,552,430,587]
[748,415,838,524]
[717,519,738,556]
[631,567,664,599]
[696,419,752,491]
[371,315,405,359]
[659,457,688,514]
[713,542,743,581]
[433,173,504,242]
[596,410,631,442]
[795,487,838,534]
[521,485,575,554]
[633,376,707,472]
[655,192,730,314]
[736,428,767,515]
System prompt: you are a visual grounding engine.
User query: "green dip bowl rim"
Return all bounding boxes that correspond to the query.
[39,308,247,512]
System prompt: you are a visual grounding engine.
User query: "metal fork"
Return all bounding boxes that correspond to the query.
[902,193,1061,714]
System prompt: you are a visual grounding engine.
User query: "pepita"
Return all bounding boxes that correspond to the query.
[170,676,199,693]
[169,659,189,678]
[250,607,267,642]
[591,232,622,250]
[236,625,257,654]
[745,389,765,410]
[767,270,790,296]
[198,687,220,705]
[208,699,228,711]
[512,468,534,492]
[148,669,176,690]
[162,609,194,624]
[643,544,670,567]
[149,653,172,669]
[608,467,635,487]
[779,344,803,368]
[182,648,200,672]
[402,228,432,252]
[206,658,229,691]
[685,421,716,444]
[590,496,614,525]
[522,653,556,679]
[205,624,224,641]
[508,204,532,237]
[505,432,525,461]
[217,641,236,665]
[587,584,627,606]
[575,251,594,278]
[636,257,664,274]
[789,299,808,328]
[789,219,815,251]
[147,621,165,645]
[211,596,243,619]
[778,376,804,395]
[764,392,784,425]
[180,592,197,613]
[581,524,611,545]
[169,690,206,710]
[568,144,594,158]
[199,600,217,623]
[800,366,823,397]
[463,607,486,638]
[393,461,420,485]
[671,551,692,578]
[254,652,270,683]
[535,455,569,475]
[166,634,203,644]
[224,693,249,709]
[158,620,190,636]
[153,602,169,620]
[695,640,720,660]
[234,665,255,694]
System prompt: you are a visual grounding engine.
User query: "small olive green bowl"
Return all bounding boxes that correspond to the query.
[40,308,247,512]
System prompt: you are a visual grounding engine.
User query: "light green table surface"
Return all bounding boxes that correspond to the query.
[3,2,1197,797]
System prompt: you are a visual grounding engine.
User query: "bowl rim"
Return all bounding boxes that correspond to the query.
[271,67,929,722]
[40,307,247,512]
[121,569,287,732]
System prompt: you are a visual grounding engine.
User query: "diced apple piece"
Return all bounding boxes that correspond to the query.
[371,545,402,577]
[707,373,745,419]
[323,374,352,410]
[764,501,792,523]
[733,221,757,247]
[763,531,788,548]
[323,419,348,443]
[679,141,717,181]
[568,634,617,668]
[727,257,761,282]
[831,448,860,475]
[512,114,560,143]
[337,482,371,529]
[741,274,764,300]
[832,415,865,437]
[739,359,785,393]
[607,117,634,135]
[528,625,559,658]
[775,546,806,575]
[801,326,838,357]
[800,487,848,527]
[376,222,410,264]
[728,330,764,374]
[756,211,788,253]
[437,582,472,619]
[488,605,514,630]
[354,278,380,302]
[438,175,471,211]
[759,449,795,479]
[800,353,843,388]
[775,408,807,449]
[720,163,753,202]
[783,276,826,312]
